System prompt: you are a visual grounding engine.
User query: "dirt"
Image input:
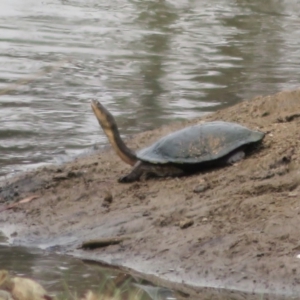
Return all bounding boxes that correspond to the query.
[1,90,300,299]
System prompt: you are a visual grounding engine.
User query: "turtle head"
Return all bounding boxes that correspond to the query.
[91,99,137,166]
[91,100,117,130]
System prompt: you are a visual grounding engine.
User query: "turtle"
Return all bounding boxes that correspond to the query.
[91,100,265,183]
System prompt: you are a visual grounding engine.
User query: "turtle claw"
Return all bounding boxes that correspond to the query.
[118,175,131,183]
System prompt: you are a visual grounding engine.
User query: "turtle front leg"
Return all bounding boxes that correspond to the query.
[118,161,144,183]
[118,161,185,183]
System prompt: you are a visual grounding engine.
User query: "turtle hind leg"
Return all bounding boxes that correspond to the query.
[118,162,185,183]
[226,150,245,164]
[143,163,185,180]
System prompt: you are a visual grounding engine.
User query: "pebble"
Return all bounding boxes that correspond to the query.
[179,218,194,229]
[288,191,298,197]
[102,191,113,207]
[193,183,209,193]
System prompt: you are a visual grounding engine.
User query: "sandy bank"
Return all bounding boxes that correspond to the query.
[1,90,300,299]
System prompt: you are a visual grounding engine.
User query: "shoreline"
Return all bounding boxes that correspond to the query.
[1,90,300,299]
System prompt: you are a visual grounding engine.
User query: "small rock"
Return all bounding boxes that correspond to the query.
[102,191,113,207]
[288,191,298,197]
[67,170,83,178]
[251,170,274,180]
[193,183,209,193]
[185,194,193,201]
[179,218,194,229]
[54,171,82,180]
[135,193,146,201]
[53,173,68,181]
[261,111,270,117]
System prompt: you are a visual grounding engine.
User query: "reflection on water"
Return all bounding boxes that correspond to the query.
[0,0,300,175]
[0,241,174,299]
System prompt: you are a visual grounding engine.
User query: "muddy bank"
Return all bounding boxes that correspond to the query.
[1,90,300,299]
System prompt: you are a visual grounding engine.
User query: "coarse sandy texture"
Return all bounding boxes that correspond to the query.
[1,90,300,299]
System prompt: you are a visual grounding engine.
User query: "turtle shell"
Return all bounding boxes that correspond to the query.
[137,121,265,164]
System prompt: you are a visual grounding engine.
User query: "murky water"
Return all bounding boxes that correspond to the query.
[1,0,300,176]
[0,239,174,299]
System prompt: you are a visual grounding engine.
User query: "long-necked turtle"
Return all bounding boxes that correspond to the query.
[91,100,265,183]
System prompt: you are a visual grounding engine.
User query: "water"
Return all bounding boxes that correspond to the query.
[0,0,300,176]
[0,242,175,299]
